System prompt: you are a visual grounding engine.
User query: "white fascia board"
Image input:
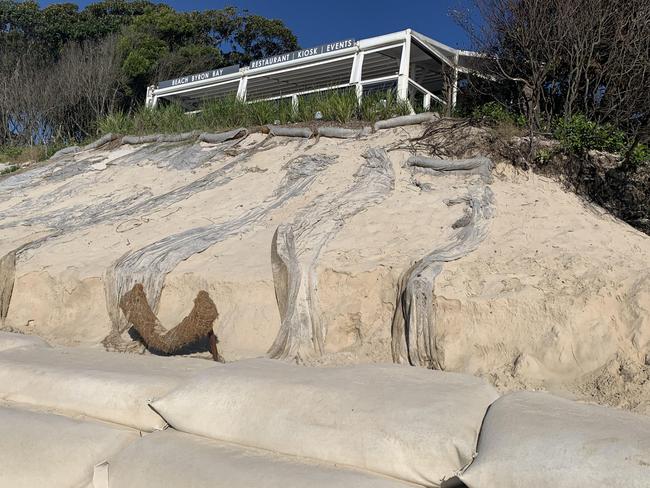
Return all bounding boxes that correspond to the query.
[358,30,409,50]
[362,43,405,56]
[243,46,358,78]
[411,30,483,71]
[246,54,356,81]
[154,72,242,97]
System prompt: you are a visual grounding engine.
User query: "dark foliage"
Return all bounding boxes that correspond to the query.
[0,0,298,145]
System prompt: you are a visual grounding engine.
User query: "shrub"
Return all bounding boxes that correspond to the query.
[97,112,134,135]
[199,96,249,129]
[553,114,629,154]
[472,102,525,126]
[319,89,359,123]
[359,90,410,123]
[629,143,650,166]
[246,99,277,126]
[0,164,19,175]
[0,146,24,163]
[0,144,64,164]
[552,114,650,165]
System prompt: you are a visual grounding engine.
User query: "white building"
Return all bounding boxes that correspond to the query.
[145,29,481,113]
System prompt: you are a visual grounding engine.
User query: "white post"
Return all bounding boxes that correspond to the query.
[145,85,156,108]
[350,50,365,106]
[291,94,299,114]
[397,30,412,102]
[423,93,431,111]
[451,53,459,110]
[237,74,248,102]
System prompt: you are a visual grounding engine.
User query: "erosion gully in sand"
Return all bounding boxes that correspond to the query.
[0,118,486,367]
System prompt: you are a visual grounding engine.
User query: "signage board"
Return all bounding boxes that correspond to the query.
[249,39,356,69]
[158,64,241,89]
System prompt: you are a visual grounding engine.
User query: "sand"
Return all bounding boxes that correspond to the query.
[1,125,648,413]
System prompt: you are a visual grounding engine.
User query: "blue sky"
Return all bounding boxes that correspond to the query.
[39,0,475,49]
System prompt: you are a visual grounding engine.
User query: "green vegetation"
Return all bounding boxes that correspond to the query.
[0,164,18,175]
[0,144,65,165]
[553,114,628,154]
[469,103,650,166]
[471,102,526,128]
[553,115,649,165]
[1,0,298,147]
[97,89,411,136]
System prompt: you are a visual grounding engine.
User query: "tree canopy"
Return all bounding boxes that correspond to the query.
[0,0,298,145]
[0,0,298,98]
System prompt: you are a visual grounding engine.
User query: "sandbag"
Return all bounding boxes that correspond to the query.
[199,128,248,144]
[268,126,313,138]
[407,155,493,181]
[0,346,215,430]
[98,429,415,488]
[0,330,50,351]
[0,405,137,488]
[157,130,200,143]
[459,391,650,488]
[151,359,499,486]
[120,134,161,145]
[317,126,367,139]
[51,145,81,159]
[374,112,436,131]
[84,133,119,151]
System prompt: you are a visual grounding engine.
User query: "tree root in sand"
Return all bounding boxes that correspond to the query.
[392,158,494,369]
[0,251,16,326]
[104,152,338,354]
[267,148,395,362]
[118,283,223,362]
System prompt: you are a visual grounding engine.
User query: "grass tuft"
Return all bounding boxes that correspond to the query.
[95,88,419,137]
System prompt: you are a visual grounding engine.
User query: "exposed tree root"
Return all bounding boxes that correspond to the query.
[104,152,339,353]
[268,148,395,361]
[0,251,16,326]
[392,158,495,369]
[119,283,223,361]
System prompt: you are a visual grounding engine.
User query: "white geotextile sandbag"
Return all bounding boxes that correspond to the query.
[151,359,499,486]
[97,429,416,488]
[459,391,650,488]
[0,330,50,351]
[0,405,138,488]
[0,346,216,431]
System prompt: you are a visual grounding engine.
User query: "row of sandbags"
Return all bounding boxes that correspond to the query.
[0,331,648,487]
[50,128,250,159]
[0,331,494,487]
[0,404,415,488]
[50,112,440,159]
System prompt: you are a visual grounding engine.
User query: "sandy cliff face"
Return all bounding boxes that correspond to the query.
[1,126,648,412]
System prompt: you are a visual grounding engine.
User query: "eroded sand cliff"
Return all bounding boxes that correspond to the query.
[1,124,648,413]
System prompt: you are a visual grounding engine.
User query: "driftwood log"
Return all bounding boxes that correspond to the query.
[119,283,223,361]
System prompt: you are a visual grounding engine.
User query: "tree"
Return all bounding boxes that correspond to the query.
[454,0,650,154]
[0,1,299,146]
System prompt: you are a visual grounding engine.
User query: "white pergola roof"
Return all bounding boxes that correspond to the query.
[146,29,481,110]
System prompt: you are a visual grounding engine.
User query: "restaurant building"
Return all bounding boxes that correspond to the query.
[146,29,481,113]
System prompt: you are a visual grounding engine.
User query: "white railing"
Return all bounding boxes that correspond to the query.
[408,78,445,111]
